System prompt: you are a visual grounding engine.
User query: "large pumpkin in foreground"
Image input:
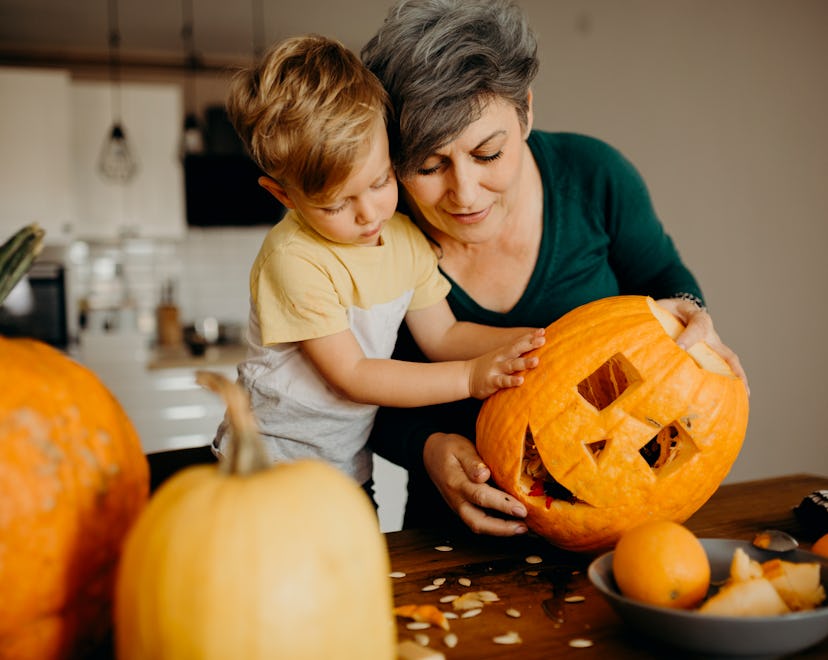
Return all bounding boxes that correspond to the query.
[476,296,749,552]
[115,372,396,660]
[0,337,149,659]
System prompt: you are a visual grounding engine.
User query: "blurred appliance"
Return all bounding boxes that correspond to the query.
[183,106,286,227]
[0,260,68,348]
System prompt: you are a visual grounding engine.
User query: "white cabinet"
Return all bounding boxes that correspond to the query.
[75,332,232,454]
[0,67,75,244]
[71,81,186,240]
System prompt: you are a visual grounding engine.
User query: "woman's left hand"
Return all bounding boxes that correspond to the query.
[657,297,749,395]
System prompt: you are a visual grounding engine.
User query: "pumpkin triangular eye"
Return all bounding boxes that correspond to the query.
[577,352,640,411]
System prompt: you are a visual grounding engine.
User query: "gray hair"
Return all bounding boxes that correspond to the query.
[361,0,539,178]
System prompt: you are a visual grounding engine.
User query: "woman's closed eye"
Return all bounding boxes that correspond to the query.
[475,150,503,164]
[416,150,504,176]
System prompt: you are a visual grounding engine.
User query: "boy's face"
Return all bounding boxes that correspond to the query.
[263,121,398,247]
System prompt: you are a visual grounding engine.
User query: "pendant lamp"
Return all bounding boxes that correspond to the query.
[179,0,204,158]
[98,0,138,183]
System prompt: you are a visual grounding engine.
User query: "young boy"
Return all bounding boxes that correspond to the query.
[212,35,544,496]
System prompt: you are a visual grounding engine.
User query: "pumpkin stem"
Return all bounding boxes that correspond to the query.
[195,370,272,476]
[0,224,45,306]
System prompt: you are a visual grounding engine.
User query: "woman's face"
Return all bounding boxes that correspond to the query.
[400,96,531,246]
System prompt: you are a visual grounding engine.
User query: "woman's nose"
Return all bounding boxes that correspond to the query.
[447,164,477,208]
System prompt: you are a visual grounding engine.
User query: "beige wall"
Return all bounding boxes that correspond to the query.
[523,0,828,481]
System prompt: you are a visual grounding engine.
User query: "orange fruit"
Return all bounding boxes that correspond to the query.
[811,533,828,558]
[612,520,710,609]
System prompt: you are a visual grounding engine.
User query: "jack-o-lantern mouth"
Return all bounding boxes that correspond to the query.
[522,422,692,509]
[520,351,700,510]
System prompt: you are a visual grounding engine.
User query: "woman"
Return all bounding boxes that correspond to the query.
[361,0,748,536]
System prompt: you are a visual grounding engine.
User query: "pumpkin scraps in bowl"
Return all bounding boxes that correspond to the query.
[698,547,826,616]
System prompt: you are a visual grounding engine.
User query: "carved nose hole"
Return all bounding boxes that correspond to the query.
[585,439,607,464]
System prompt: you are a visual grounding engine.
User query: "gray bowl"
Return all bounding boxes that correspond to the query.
[588,538,828,657]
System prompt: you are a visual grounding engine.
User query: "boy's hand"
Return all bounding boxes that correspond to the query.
[467,328,545,399]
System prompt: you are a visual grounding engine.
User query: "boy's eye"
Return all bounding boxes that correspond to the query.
[371,172,393,189]
[321,202,347,215]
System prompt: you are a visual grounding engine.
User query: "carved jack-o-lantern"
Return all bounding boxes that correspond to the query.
[476,296,749,552]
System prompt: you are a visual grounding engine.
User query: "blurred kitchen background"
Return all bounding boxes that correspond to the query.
[1,0,827,530]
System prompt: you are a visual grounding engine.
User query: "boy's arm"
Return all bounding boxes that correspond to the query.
[299,327,542,407]
[405,299,541,361]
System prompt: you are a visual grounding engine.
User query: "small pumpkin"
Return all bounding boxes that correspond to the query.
[476,295,749,552]
[0,224,150,659]
[115,371,396,660]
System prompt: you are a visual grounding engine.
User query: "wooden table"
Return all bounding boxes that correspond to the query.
[385,474,828,659]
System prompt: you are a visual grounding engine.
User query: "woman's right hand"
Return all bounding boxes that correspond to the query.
[422,432,529,536]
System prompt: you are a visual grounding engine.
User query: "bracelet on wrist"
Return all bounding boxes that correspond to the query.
[671,292,707,311]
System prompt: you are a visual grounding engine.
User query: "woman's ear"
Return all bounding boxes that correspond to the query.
[524,89,535,139]
[258,176,295,209]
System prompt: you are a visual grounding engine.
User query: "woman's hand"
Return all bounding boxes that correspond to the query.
[422,432,529,536]
[657,297,749,395]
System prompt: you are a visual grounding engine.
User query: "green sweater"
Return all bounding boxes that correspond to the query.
[369,131,703,528]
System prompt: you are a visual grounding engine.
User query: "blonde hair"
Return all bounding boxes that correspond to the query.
[227,34,390,201]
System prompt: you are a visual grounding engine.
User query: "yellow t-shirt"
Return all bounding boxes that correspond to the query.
[213,211,450,484]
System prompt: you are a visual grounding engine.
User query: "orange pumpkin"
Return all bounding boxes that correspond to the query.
[476,296,748,552]
[0,224,149,658]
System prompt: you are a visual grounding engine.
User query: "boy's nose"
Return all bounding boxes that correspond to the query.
[354,200,377,225]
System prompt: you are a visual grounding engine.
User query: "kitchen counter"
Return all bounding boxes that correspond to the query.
[147,342,247,370]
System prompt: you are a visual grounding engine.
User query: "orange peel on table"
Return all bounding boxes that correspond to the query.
[393,604,450,630]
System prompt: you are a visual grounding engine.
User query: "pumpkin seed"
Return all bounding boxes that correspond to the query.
[453,597,483,610]
[525,555,543,564]
[505,608,521,618]
[460,608,482,618]
[443,633,458,648]
[413,633,430,646]
[458,577,471,587]
[389,571,407,578]
[421,584,440,592]
[477,590,499,602]
[406,622,432,630]
[434,545,453,552]
[493,631,522,645]
[569,638,594,648]
[565,595,586,603]
[439,595,458,603]
[432,577,446,586]
[444,612,459,620]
